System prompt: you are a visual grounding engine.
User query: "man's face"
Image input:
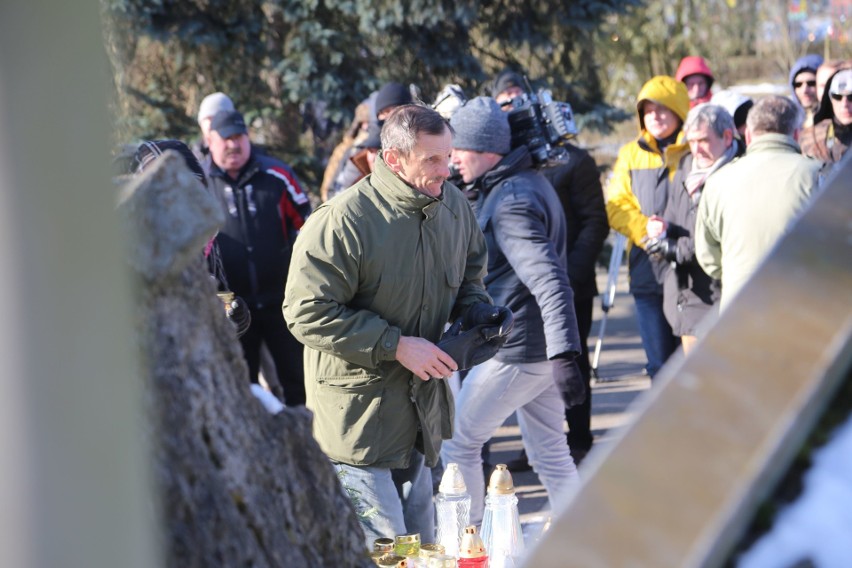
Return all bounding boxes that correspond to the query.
[208,130,251,174]
[687,122,733,169]
[495,86,525,109]
[830,91,852,126]
[642,101,680,139]
[384,128,453,198]
[793,71,819,110]
[684,74,709,101]
[451,148,503,183]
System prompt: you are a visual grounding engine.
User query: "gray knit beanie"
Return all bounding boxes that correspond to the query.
[450,96,511,155]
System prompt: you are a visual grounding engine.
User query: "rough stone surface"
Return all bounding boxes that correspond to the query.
[119,156,371,567]
[116,151,224,282]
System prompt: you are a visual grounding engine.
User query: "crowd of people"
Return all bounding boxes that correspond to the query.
[126,53,851,548]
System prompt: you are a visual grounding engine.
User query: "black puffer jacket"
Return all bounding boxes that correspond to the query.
[473,147,581,362]
[540,144,609,301]
[207,150,312,310]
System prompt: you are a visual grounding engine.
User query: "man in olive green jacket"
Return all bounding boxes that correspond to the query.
[284,105,499,544]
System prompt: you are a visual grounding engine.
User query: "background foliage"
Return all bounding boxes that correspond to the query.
[101,0,851,192]
[102,0,640,188]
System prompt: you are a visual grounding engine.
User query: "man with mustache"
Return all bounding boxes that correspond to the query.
[206,110,312,407]
[645,104,743,353]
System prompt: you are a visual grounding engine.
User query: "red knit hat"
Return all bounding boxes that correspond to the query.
[675,56,715,88]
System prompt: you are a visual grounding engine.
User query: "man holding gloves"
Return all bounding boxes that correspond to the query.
[441,97,583,525]
[284,104,512,545]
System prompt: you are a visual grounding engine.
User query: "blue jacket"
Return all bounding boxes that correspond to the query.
[474,147,581,362]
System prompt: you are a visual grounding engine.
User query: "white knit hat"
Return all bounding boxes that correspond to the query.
[197,92,235,126]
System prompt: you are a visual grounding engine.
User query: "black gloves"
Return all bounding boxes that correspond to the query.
[226,296,252,338]
[552,352,586,409]
[646,237,678,262]
[463,302,515,339]
[437,303,514,371]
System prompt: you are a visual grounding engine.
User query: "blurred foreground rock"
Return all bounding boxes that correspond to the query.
[117,152,370,567]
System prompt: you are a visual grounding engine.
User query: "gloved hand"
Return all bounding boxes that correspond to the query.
[227,296,252,338]
[552,352,586,409]
[645,237,678,262]
[438,304,515,371]
[463,302,514,338]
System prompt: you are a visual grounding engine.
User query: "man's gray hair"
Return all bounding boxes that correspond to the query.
[684,103,736,139]
[381,104,453,156]
[746,95,802,136]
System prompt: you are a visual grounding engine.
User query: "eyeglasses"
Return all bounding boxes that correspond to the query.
[793,80,816,89]
[830,92,852,102]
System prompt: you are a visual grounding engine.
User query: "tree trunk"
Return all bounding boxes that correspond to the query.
[117,153,372,567]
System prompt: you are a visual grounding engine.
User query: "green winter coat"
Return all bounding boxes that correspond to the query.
[283,155,491,469]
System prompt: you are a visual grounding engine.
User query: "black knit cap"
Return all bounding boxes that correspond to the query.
[375,82,413,117]
[491,69,525,98]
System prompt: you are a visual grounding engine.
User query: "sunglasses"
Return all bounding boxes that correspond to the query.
[830,92,852,102]
[793,80,816,88]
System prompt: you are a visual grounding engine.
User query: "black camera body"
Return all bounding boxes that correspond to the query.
[506,89,578,165]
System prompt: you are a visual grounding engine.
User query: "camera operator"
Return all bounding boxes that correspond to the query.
[441,97,583,525]
[493,74,609,466]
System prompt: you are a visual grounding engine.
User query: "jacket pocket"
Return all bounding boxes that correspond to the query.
[445,265,462,291]
[313,374,384,463]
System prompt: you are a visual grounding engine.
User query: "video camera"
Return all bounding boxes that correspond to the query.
[506,88,578,166]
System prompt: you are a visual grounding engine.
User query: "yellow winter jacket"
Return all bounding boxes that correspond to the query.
[606,76,690,294]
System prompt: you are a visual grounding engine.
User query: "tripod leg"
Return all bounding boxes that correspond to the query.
[591,312,607,381]
[592,233,626,381]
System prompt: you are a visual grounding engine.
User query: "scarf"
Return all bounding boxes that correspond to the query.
[684,142,738,202]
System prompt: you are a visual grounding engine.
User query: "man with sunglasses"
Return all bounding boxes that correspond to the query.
[801,65,852,179]
[789,54,824,128]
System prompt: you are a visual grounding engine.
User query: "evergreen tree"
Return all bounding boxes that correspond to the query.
[102,0,638,190]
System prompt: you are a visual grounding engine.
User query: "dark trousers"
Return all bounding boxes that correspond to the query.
[633,292,679,378]
[565,296,594,452]
[239,307,306,406]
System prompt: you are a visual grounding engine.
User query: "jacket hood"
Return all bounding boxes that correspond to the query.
[675,56,715,87]
[814,65,852,123]
[636,76,690,132]
[711,90,754,129]
[788,54,824,93]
